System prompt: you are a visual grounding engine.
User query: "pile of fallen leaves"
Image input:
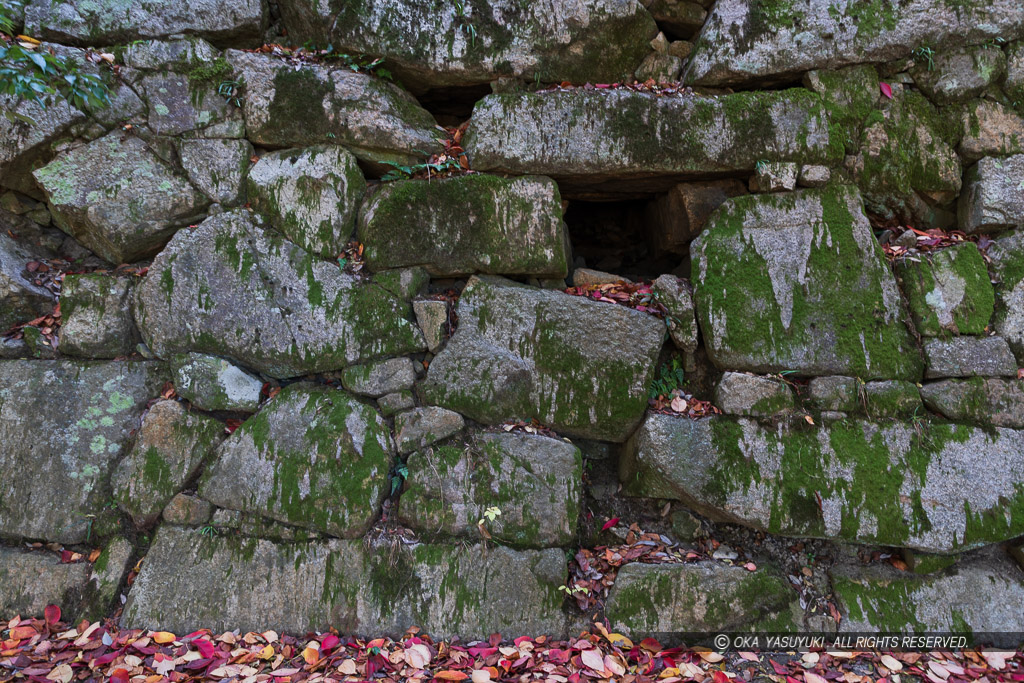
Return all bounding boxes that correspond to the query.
[882,227,991,261]
[564,282,668,317]
[566,524,752,612]
[336,242,365,275]
[1,605,1021,683]
[649,390,721,419]
[539,79,694,97]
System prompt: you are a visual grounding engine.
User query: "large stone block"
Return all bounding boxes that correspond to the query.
[922,378,1024,429]
[692,185,922,380]
[358,175,570,277]
[421,275,665,441]
[134,210,426,379]
[0,360,166,543]
[123,526,567,639]
[895,243,993,337]
[399,430,582,548]
[279,0,656,90]
[199,384,393,538]
[59,274,138,358]
[621,412,1024,554]
[959,155,1024,233]
[988,230,1024,362]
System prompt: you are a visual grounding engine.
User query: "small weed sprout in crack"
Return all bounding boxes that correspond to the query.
[453,0,477,47]
[476,505,501,539]
[217,79,243,107]
[913,45,935,71]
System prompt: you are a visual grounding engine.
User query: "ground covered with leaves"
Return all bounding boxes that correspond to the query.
[1,608,1020,683]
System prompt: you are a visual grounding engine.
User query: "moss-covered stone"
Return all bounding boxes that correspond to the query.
[692,186,922,381]
[958,155,1024,234]
[895,244,994,336]
[921,377,1024,428]
[621,412,1024,553]
[863,380,922,419]
[910,44,1005,105]
[59,274,138,359]
[372,267,430,300]
[358,175,570,278]
[398,430,582,548]
[170,353,263,412]
[988,230,1024,362]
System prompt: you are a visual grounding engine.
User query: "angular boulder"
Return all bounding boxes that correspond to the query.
[895,243,993,337]
[279,0,656,90]
[684,0,1024,87]
[959,155,1024,233]
[988,230,1024,361]
[112,400,225,528]
[464,89,839,194]
[59,274,138,358]
[421,276,665,441]
[140,71,243,137]
[224,50,442,166]
[692,186,922,380]
[0,96,82,198]
[921,378,1024,429]
[0,233,54,331]
[199,384,393,538]
[605,562,797,637]
[645,180,747,256]
[0,360,166,543]
[394,406,466,455]
[124,526,567,639]
[358,175,570,277]
[621,413,1024,554]
[33,133,208,264]
[23,0,265,46]
[170,353,263,412]
[177,138,253,206]
[340,357,416,398]
[922,336,1017,378]
[247,146,366,259]
[910,45,1005,105]
[134,210,426,378]
[399,430,582,548]
[957,99,1024,162]
[714,372,794,417]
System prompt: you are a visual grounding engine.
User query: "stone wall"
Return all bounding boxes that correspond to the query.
[2,0,1024,641]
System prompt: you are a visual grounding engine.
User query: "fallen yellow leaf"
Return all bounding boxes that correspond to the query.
[152,631,176,644]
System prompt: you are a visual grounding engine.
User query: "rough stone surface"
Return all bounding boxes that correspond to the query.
[199,384,393,538]
[635,53,682,82]
[0,95,83,197]
[605,563,797,637]
[340,357,416,398]
[895,244,994,337]
[755,161,798,192]
[279,0,656,90]
[170,353,263,412]
[714,372,794,417]
[621,413,1024,553]
[33,133,207,264]
[0,360,166,543]
[863,380,922,419]
[645,0,706,36]
[911,45,1005,105]
[224,50,442,166]
[646,180,746,256]
[0,233,54,331]
[24,0,264,46]
[358,175,569,277]
[413,299,449,353]
[989,230,1024,362]
[957,100,1024,162]
[422,276,665,442]
[808,376,861,413]
[922,336,1017,378]
[464,89,838,195]
[378,391,415,416]
[394,407,466,455]
[684,0,1024,87]
[134,210,426,379]
[111,400,225,528]
[798,165,831,187]
[959,155,1024,233]
[572,268,631,287]
[921,378,1024,428]
[247,146,365,259]
[371,267,429,300]
[652,274,698,353]
[59,274,138,358]
[692,186,922,380]
[162,493,213,526]
[123,526,567,639]
[833,551,1024,644]
[399,430,582,548]
[178,138,252,207]
[140,72,243,137]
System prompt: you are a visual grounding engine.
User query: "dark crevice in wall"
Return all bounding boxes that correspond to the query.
[415,83,493,127]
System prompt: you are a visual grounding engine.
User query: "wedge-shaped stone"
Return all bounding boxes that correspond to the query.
[421,276,665,441]
[112,400,224,528]
[464,89,838,194]
[247,146,366,259]
[833,550,1024,645]
[0,360,166,543]
[123,526,567,639]
[225,50,441,166]
[23,0,265,46]
[134,210,426,379]
[200,384,393,538]
[922,378,1024,429]
[358,175,570,277]
[621,413,1024,554]
[959,155,1024,233]
[399,431,582,548]
[692,186,922,380]
[279,0,656,90]
[605,562,797,638]
[33,133,208,264]
[684,0,1024,87]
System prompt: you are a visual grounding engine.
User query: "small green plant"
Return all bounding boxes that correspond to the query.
[300,43,393,79]
[648,357,685,400]
[558,584,590,597]
[754,159,770,174]
[217,79,243,107]
[199,525,218,537]
[453,1,477,47]
[478,506,501,526]
[390,463,408,495]
[913,45,935,71]
[0,9,110,124]
[380,156,462,181]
